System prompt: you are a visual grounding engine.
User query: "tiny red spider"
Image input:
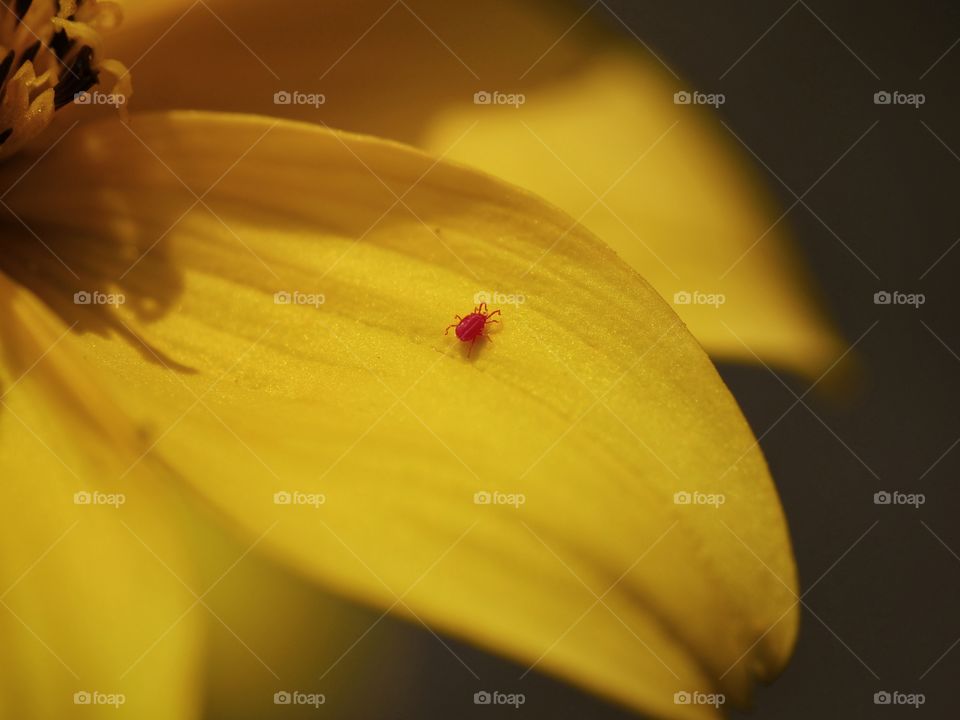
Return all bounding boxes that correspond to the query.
[445,302,501,356]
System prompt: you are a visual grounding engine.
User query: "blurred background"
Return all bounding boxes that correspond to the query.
[659,2,960,718]
[128,1,958,717]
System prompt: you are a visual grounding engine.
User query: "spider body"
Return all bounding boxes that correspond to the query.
[445,302,500,356]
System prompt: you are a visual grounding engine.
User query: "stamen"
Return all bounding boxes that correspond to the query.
[0,49,14,82]
[17,39,41,68]
[0,0,130,160]
[14,0,33,24]
[53,44,95,108]
[49,27,72,60]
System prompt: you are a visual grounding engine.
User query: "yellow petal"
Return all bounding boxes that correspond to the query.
[109,0,843,377]
[191,514,432,720]
[2,111,798,718]
[0,277,203,719]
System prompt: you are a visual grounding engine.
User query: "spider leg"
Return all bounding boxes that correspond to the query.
[444,315,463,334]
[487,308,501,318]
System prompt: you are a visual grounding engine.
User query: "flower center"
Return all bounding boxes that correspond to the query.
[0,0,129,159]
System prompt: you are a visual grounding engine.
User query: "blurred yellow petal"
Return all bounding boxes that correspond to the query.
[0,277,203,719]
[110,0,843,377]
[420,54,845,379]
[2,111,797,718]
[191,513,428,720]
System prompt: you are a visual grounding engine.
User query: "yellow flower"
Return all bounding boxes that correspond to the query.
[1,1,802,718]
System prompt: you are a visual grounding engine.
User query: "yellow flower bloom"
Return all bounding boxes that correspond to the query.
[1,1,803,718]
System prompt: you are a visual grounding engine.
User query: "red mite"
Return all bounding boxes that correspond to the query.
[445,302,501,356]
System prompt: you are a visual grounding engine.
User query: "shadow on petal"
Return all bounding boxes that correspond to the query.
[0,133,194,372]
